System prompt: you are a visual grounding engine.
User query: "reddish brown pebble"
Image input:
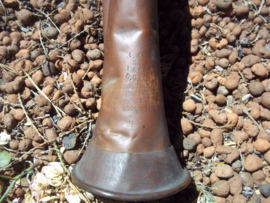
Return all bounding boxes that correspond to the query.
[63,150,80,164]
[211,129,223,147]
[240,172,254,188]
[9,140,20,150]
[203,146,215,158]
[228,175,242,195]
[45,128,58,141]
[14,188,25,198]
[212,180,230,197]
[215,164,234,179]
[244,155,263,172]
[233,194,247,203]
[253,139,270,153]
[18,139,32,151]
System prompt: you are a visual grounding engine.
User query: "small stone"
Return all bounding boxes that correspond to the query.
[183,138,196,150]
[259,183,270,197]
[4,0,18,6]
[240,172,254,188]
[202,137,212,147]
[250,194,261,203]
[193,170,203,182]
[264,150,270,164]
[197,144,205,154]
[224,148,240,164]
[216,0,232,10]
[45,128,58,141]
[63,150,80,164]
[203,146,215,158]
[252,170,266,186]
[215,164,234,179]
[262,199,270,203]
[215,197,226,203]
[233,194,247,203]
[244,155,263,172]
[14,187,24,198]
[211,129,223,147]
[87,49,101,60]
[62,133,76,149]
[210,173,220,184]
[183,99,196,112]
[232,160,242,172]
[43,27,58,39]
[202,177,211,186]
[228,175,242,195]
[253,139,270,153]
[212,180,230,197]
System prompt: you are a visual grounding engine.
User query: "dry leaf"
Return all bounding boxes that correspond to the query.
[42,162,65,187]
[0,131,11,145]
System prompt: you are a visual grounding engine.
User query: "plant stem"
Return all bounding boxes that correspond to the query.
[0,164,38,203]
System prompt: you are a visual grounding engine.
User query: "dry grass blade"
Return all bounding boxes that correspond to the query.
[39,29,48,59]
[0,63,18,74]
[34,8,61,34]
[21,68,66,117]
[0,138,56,172]
[53,142,91,203]
[49,21,98,56]
[189,120,235,130]
[242,107,263,131]
[0,0,7,26]
[78,122,92,155]
[18,93,47,141]
[61,56,87,113]
[196,184,217,203]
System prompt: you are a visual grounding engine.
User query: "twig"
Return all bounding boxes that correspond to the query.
[258,0,265,14]
[59,120,91,137]
[189,120,234,129]
[82,64,91,80]
[18,93,47,142]
[0,139,56,172]
[67,179,91,203]
[0,164,39,203]
[39,29,48,59]
[53,142,91,203]
[239,149,245,171]
[0,101,34,108]
[66,61,87,113]
[33,114,50,120]
[78,122,92,155]
[0,64,17,74]
[242,107,263,131]
[49,21,97,56]
[97,0,100,11]
[21,67,40,79]
[34,8,61,33]
[21,69,65,117]
[0,0,7,26]
[54,74,84,114]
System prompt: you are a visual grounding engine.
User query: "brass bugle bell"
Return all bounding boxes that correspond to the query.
[72,0,191,201]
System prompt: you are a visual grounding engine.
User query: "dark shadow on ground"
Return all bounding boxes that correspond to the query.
[159,0,199,202]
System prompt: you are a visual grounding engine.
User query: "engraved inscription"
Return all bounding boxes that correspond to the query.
[100,156,154,184]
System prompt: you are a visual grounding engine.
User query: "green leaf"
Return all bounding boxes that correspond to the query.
[0,151,11,167]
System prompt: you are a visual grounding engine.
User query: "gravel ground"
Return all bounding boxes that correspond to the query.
[1,0,270,202]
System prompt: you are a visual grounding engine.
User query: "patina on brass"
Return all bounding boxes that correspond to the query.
[72,0,191,201]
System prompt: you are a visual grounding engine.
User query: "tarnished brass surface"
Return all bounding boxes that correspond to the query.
[72,0,191,201]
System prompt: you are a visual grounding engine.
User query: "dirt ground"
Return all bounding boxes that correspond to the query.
[1,0,270,202]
